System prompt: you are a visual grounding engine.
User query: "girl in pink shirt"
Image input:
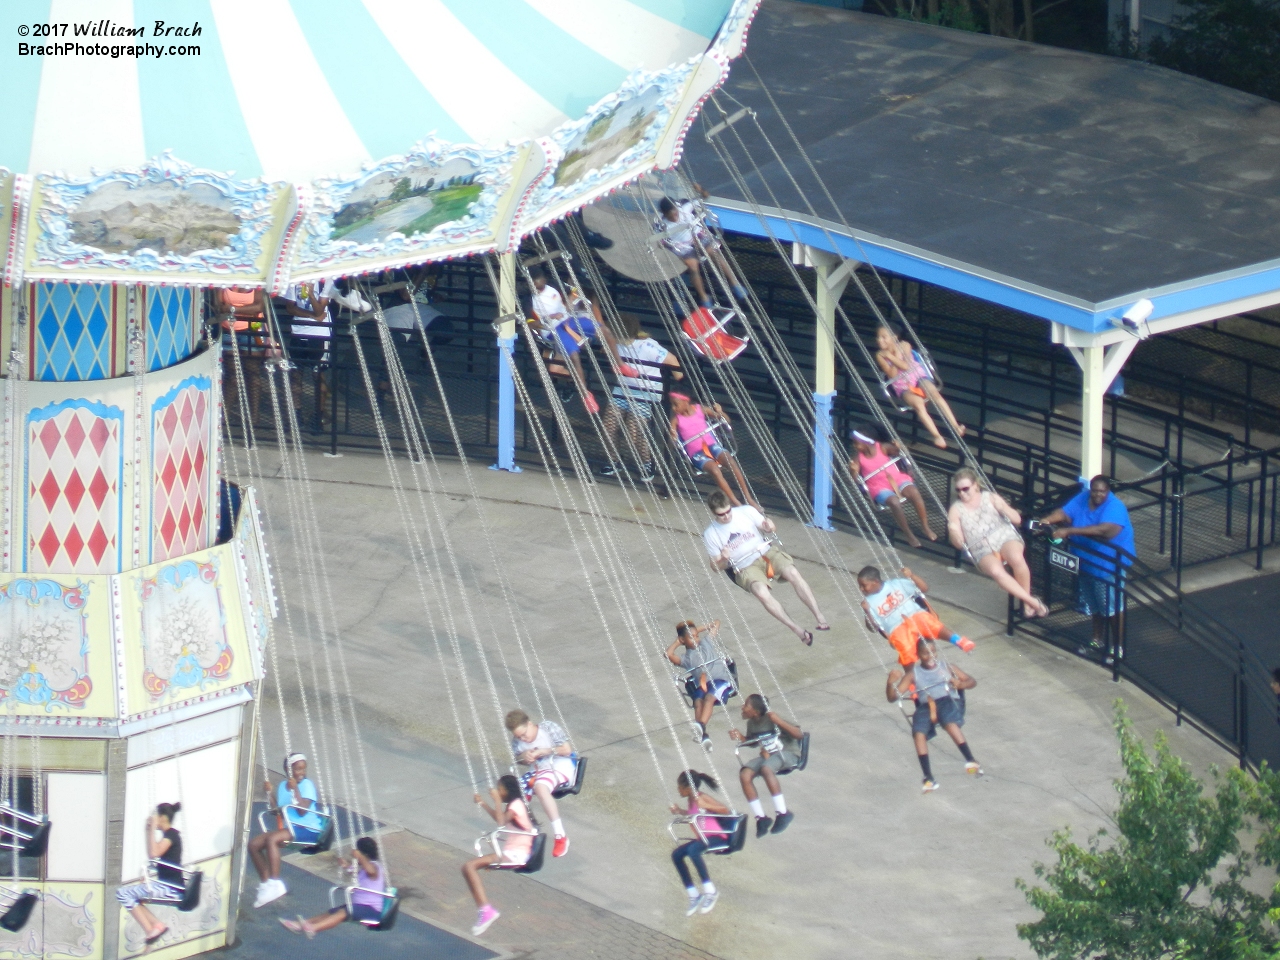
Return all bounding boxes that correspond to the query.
[850,427,936,548]
[461,775,536,936]
[670,393,759,509]
[669,770,731,916]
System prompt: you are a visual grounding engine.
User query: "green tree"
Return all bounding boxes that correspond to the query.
[1144,0,1280,102]
[1017,704,1280,960]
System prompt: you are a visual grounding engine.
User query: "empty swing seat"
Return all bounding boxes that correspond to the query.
[257,803,335,854]
[0,804,51,858]
[0,888,37,933]
[328,883,400,931]
[667,814,748,855]
[682,307,748,363]
[476,827,548,875]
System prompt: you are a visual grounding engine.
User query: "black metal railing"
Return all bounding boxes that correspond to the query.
[1013,515,1280,771]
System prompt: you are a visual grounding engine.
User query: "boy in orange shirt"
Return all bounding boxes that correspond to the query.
[856,565,973,667]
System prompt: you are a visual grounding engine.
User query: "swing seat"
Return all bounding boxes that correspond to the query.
[855,455,909,514]
[145,861,202,912]
[519,755,587,801]
[328,884,400,931]
[0,890,37,933]
[0,804,51,858]
[734,730,809,775]
[677,657,738,709]
[477,827,547,874]
[667,814,748,855]
[682,307,748,363]
[257,804,335,854]
[553,756,587,799]
[675,420,736,478]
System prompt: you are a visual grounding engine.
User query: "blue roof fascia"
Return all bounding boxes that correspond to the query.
[1103,258,1280,327]
[711,203,1280,334]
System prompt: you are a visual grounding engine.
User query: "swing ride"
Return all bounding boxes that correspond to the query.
[0,0,1182,953]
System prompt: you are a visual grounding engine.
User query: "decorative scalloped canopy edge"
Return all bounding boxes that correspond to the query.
[0,0,760,291]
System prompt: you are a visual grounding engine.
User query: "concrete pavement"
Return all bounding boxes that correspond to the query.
[238,444,1240,960]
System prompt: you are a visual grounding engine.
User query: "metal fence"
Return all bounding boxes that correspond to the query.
[220,245,1280,770]
[1013,515,1280,771]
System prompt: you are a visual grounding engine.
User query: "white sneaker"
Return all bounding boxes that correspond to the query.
[333,290,372,313]
[685,895,702,917]
[256,878,286,907]
[698,889,719,914]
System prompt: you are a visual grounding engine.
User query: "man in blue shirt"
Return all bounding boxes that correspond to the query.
[1039,476,1135,648]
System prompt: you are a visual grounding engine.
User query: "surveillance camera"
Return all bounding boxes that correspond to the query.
[1111,298,1153,336]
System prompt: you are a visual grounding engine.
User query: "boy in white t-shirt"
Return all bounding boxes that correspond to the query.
[601,313,682,483]
[702,491,830,645]
[506,708,575,858]
[527,271,635,416]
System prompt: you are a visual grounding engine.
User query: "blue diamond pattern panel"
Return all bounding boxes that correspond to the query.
[146,286,195,372]
[32,282,114,382]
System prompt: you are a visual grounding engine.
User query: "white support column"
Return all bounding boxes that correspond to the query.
[795,245,854,528]
[1063,337,1138,480]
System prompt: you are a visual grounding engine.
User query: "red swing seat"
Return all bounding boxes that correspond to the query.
[682,307,749,363]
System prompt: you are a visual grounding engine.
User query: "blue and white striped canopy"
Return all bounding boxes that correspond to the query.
[1,0,757,285]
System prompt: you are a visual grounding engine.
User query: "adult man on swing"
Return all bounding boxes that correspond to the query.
[702,490,830,645]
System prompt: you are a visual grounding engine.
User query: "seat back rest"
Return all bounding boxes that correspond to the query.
[704,815,746,855]
[0,893,37,933]
[553,757,587,799]
[516,832,547,874]
[178,871,202,912]
[302,816,336,855]
[374,895,400,931]
[20,821,50,859]
[728,815,748,854]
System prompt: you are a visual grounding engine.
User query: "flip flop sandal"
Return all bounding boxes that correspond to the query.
[815,624,831,631]
[800,631,813,646]
[145,927,168,944]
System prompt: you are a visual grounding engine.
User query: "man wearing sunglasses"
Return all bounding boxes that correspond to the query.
[702,491,830,645]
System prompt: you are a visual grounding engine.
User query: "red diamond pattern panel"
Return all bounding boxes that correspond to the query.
[152,385,211,562]
[26,404,122,573]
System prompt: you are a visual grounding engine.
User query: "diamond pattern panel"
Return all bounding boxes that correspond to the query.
[32,283,116,382]
[25,402,123,573]
[146,286,196,372]
[152,383,211,562]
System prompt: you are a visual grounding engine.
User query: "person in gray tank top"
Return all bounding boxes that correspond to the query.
[729,694,803,837]
[886,638,982,793]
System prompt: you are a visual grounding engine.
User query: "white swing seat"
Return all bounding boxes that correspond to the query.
[676,656,739,709]
[476,826,547,874]
[327,883,399,931]
[673,420,737,478]
[734,730,810,775]
[855,455,908,514]
[666,813,748,855]
[521,754,587,800]
[257,803,335,854]
[682,307,748,363]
